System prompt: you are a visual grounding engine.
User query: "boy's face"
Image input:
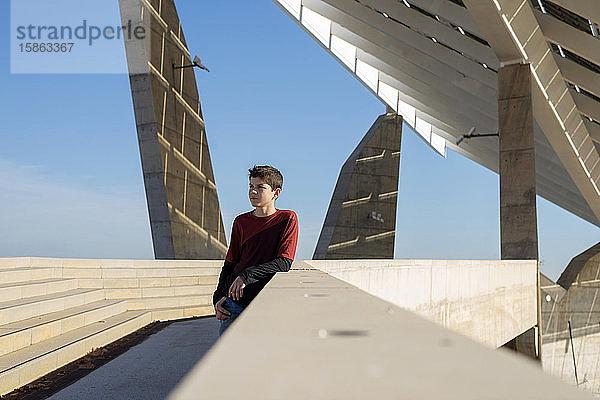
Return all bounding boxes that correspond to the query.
[249,177,280,208]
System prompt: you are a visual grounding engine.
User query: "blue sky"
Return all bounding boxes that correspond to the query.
[1,1,598,280]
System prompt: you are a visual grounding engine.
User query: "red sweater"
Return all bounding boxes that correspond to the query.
[213,209,299,308]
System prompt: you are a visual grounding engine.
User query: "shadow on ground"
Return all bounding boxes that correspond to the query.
[47,317,220,400]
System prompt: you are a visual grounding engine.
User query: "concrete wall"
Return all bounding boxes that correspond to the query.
[304,259,538,348]
[169,267,591,400]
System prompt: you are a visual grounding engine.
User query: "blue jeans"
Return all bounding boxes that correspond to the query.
[218,297,245,337]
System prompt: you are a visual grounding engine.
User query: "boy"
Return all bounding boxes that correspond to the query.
[213,165,298,336]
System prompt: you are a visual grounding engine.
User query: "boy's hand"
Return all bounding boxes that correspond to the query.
[215,297,230,320]
[228,276,246,301]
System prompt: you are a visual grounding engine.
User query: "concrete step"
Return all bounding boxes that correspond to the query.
[62,267,220,280]
[105,284,215,300]
[0,289,105,325]
[0,258,30,269]
[0,258,65,269]
[76,275,218,289]
[127,294,213,310]
[0,299,127,357]
[150,305,214,321]
[0,267,59,285]
[0,310,152,396]
[60,259,222,269]
[0,278,78,303]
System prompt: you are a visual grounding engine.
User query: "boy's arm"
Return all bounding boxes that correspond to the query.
[237,257,292,285]
[213,217,242,305]
[213,260,235,305]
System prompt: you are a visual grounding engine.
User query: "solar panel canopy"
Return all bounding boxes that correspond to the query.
[273,0,600,227]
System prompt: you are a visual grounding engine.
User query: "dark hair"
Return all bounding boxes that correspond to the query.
[248,165,283,190]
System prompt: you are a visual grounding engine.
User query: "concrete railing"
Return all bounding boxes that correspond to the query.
[169,265,590,400]
[306,259,538,348]
[0,257,540,396]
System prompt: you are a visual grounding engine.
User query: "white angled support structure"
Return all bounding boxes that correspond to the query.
[273,0,600,228]
[556,56,600,100]
[274,0,449,158]
[535,9,600,67]
[547,0,600,23]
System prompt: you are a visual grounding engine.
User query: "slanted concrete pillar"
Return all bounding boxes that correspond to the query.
[498,63,541,361]
[313,113,402,259]
[119,0,227,260]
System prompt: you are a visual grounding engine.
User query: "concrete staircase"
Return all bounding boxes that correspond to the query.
[0,257,221,396]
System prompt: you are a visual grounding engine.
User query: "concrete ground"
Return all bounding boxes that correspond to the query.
[48,317,220,400]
